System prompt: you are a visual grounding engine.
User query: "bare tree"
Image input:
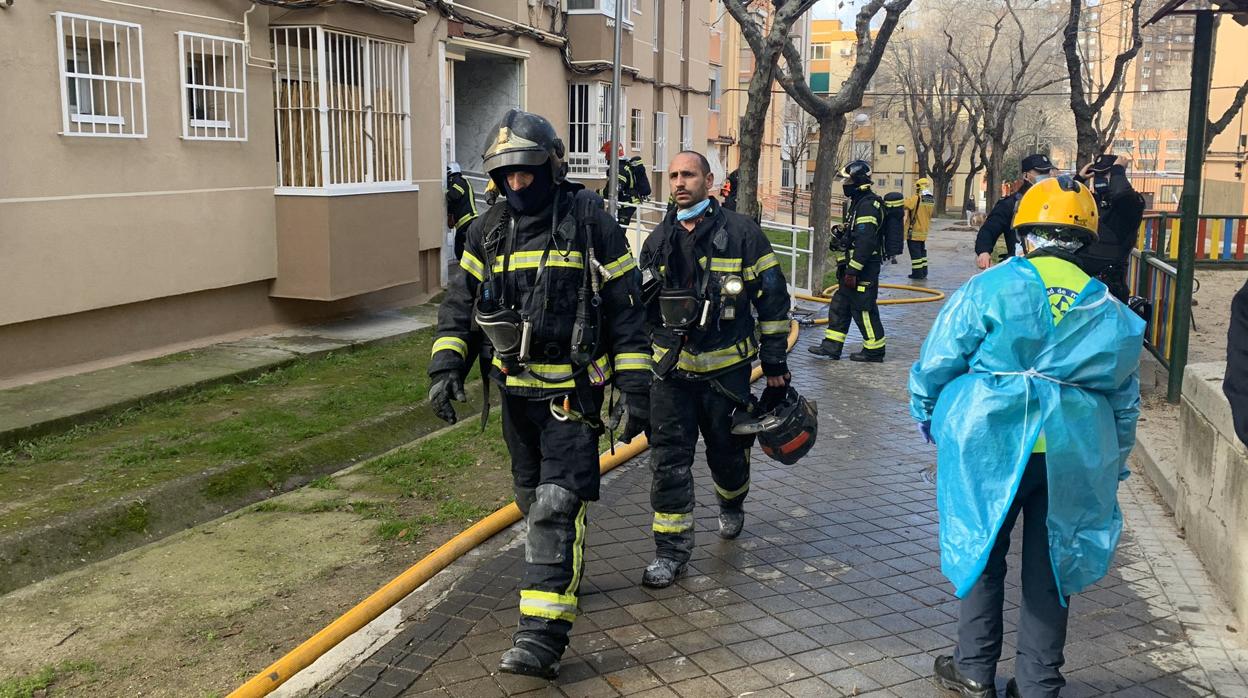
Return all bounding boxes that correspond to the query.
[962,103,989,213]
[769,0,912,284]
[887,36,974,215]
[721,0,822,219]
[1207,80,1248,152]
[944,0,1065,209]
[1063,0,1146,164]
[780,106,817,224]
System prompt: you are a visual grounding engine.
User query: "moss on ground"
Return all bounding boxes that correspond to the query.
[0,328,474,535]
[0,661,97,698]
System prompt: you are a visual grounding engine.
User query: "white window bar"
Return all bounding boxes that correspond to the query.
[630,108,643,153]
[179,32,246,141]
[654,111,668,171]
[568,83,593,175]
[679,114,692,152]
[55,12,146,138]
[272,26,411,192]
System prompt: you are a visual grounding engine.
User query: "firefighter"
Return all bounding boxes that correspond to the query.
[600,141,644,226]
[975,154,1055,269]
[720,169,740,211]
[637,150,792,588]
[445,163,479,261]
[905,177,936,279]
[808,160,887,362]
[427,110,652,679]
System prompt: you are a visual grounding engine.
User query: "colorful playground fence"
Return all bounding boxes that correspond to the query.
[1137,213,1248,263]
[1126,249,1178,369]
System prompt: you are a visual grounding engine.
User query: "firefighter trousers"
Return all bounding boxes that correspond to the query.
[500,388,603,657]
[907,239,928,279]
[648,363,754,563]
[823,264,886,357]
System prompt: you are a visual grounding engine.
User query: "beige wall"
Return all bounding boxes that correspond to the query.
[1,0,279,326]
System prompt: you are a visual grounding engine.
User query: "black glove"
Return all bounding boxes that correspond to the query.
[840,272,859,292]
[610,391,651,443]
[762,361,788,378]
[429,370,467,424]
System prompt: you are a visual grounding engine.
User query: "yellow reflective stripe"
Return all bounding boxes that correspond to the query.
[745,252,779,280]
[883,199,904,208]
[864,337,887,350]
[857,285,868,292]
[491,356,613,389]
[567,502,587,595]
[432,336,467,358]
[614,352,654,371]
[652,337,756,374]
[460,252,486,281]
[603,253,637,281]
[848,259,865,271]
[455,212,476,228]
[715,480,750,501]
[824,329,846,342]
[710,257,742,273]
[653,511,694,533]
[452,183,465,194]
[519,590,578,622]
[855,216,879,225]
[759,320,791,335]
[493,250,585,273]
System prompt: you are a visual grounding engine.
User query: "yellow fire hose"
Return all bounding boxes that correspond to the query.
[232,281,946,697]
[231,323,798,697]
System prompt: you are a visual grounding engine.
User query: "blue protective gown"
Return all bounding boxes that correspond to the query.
[909,257,1145,599]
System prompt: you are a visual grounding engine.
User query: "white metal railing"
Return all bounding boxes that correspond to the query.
[55,12,147,138]
[178,32,247,141]
[272,26,412,193]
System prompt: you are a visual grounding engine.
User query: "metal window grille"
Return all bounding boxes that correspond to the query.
[568,83,623,175]
[272,26,411,191]
[630,109,643,153]
[55,12,146,138]
[679,115,692,151]
[179,32,246,141]
[654,112,668,171]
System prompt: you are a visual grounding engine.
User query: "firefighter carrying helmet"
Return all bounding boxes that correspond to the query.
[482,109,568,189]
[731,387,818,465]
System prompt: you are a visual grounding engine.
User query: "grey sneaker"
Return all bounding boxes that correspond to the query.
[641,557,687,588]
[718,510,744,539]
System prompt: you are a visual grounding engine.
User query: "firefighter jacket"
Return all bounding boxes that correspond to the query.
[640,198,791,378]
[429,182,652,398]
[446,172,479,230]
[904,193,935,242]
[835,191,885,272]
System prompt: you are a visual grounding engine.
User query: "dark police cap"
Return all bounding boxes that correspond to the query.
[1020,154,1054,173]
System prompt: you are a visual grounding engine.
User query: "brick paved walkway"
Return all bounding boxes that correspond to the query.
[325,230,1248,697]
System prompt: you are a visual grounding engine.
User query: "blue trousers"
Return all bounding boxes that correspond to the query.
[955,454,1070,697]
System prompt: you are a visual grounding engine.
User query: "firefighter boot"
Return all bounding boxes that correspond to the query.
[642,556,688,588]
[718,509,745,539]
[807,339,843,360]
[849,349,885,363]
[499,639,561,679]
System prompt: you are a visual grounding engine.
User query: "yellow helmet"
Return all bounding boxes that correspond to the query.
[1012,175,1099,242]
[915,177,931,191]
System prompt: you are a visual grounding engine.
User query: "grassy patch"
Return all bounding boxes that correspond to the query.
[0,661,97,698]
[0,329,456,534]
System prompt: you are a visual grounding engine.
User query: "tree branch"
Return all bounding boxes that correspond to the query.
[1207,80,1248,151]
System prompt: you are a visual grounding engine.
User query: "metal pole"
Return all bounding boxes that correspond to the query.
[1168,9,1214,403]
[608,0,624,219]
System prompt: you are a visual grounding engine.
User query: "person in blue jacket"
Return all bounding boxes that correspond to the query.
[909,175,1145,698]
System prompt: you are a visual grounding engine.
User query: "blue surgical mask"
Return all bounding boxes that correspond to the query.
[676,198,711,221]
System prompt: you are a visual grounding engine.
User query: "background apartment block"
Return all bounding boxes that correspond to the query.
[0,0,707,381]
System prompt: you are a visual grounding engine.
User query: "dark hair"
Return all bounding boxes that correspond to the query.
[673,150,712,176]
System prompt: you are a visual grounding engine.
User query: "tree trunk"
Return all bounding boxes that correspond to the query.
[962,170,978,214]
[932,174,951,216]
[1073,106,1101,166]
[985,137,1007,210]
[736,50,780,221]
[809,115,845,288]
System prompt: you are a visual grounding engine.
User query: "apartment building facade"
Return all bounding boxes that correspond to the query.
[0,0,706,380]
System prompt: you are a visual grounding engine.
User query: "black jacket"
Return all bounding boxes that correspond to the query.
[640,198,791,378]
[975,187,1026,257]
[1076,166,1146,278]
[445,172,478,231]
[1225,280,1248,447]
[429,182,651,397]
[835,190,884,272]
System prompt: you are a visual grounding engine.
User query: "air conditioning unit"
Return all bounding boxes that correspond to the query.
[840,47,852,57]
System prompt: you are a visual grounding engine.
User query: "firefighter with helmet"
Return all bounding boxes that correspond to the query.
[808,160,887,362]
[427,109,653,679]
[911,175,1143,698]
[637,151,793,588]
[445,162,479,261]
[905,177,935,279]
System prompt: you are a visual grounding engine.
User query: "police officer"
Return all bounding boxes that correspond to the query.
[912,176,1143,698]
[1074,155,1145,301]
[638,151,792,588]
[445,162,479,261]
[975,154,1055,270]
[808,160,887,362]
[428,110,652,679]
[905,177,935,279]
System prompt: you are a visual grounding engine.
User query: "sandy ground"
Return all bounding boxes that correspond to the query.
[1188,268,1248,365]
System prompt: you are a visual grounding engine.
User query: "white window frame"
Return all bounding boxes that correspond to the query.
[678,0,686,59]
[54,12,147,138]
[567,82,626,177]
[680,114,692,152]
[708,67,721,112]
[630,108,643,153]
[272,26,413,195]
[178,32,247,141]
[654,111,668,172]
[653,0,661,52]
[781,161,794,189]
[811,43,830,60]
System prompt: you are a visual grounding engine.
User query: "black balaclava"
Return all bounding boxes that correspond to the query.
[501,165,556,215]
